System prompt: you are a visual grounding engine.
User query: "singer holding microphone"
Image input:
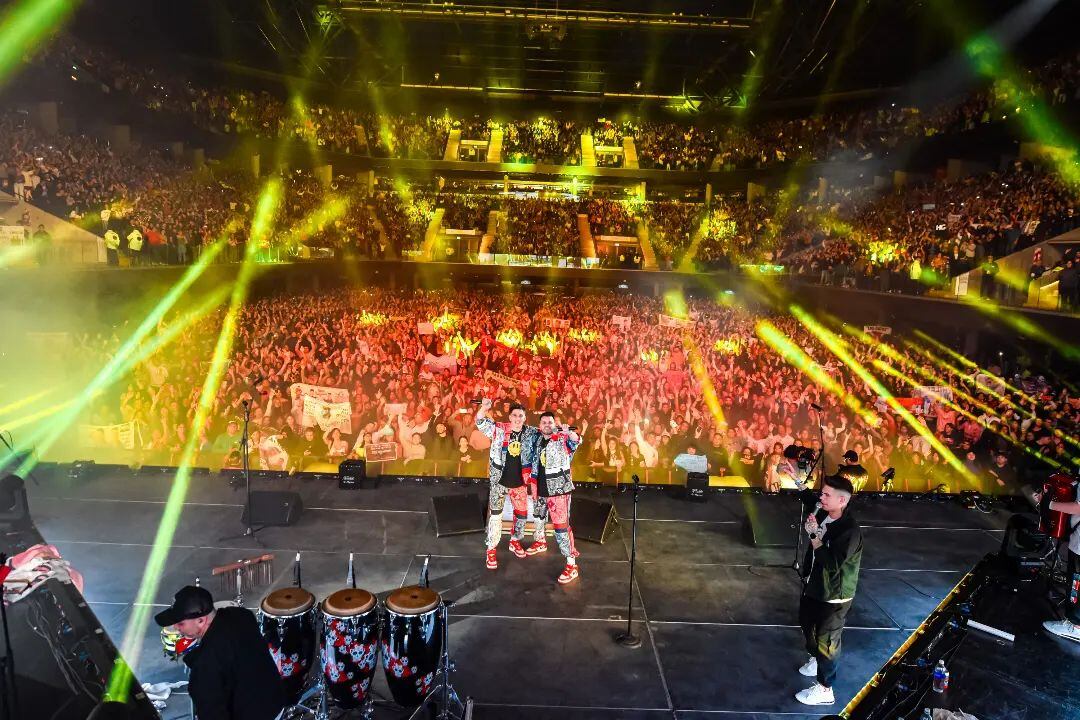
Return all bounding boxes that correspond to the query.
[793,474,863,706]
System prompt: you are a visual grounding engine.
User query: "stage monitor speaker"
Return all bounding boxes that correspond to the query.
[999,512,1051,579]
[0,473,30,526]
[242,491,304,527]
[686,472,709,502]
[573,496,617,544]
[431,492,486,537]
[743,495,800,548]
[339,459,376,489]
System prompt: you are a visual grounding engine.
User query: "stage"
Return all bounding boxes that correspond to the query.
[20,465,1038,719]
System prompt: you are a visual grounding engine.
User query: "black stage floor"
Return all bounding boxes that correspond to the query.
[24,467,1020,719]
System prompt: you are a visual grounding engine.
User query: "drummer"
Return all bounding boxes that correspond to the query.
[155,585,287,720]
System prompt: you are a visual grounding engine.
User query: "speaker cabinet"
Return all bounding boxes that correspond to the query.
[743,494,801,548]
[339,459,376,489]
[572,496,617,544]
[431,492,486,537]
[685,472,709,502]
[242,490,304,527]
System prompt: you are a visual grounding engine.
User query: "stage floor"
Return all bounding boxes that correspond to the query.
[26,466,1015,719]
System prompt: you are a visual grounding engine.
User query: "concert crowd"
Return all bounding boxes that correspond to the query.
[74,289,1077,494]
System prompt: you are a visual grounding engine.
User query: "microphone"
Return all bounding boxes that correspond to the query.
[808,502,822,540]
[631,473,640,486]
[810,402,823,412]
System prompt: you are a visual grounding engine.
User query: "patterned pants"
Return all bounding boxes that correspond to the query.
[534,494,578,560]
[485,483,544,550]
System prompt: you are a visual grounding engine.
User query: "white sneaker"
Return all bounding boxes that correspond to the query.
[1043,619,1080,643]
[795,683,835,706]
[798,656,818,677]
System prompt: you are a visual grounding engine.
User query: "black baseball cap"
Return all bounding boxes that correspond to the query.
[154,586,214,627]
[842,450,859,462]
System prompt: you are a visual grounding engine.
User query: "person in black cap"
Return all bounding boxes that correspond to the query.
[154,586,287,720]
[793,474,863,706]
[837,449,869,492]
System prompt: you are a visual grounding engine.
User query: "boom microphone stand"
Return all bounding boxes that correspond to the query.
[220,400,261,545]
[616,474,643,648]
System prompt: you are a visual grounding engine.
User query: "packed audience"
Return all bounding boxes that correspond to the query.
[31,34,1080,171]
[71,288,1076,495]
[784,163,1080,296]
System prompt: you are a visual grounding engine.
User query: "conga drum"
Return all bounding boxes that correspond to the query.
[1041,471,1077,538]
[258,587,317,704]
[381,586,443,707]
[320,588,380,709]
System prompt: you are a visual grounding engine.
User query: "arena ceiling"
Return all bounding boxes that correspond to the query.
[78,0,1078,114]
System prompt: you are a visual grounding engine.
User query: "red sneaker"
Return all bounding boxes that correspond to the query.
[508,539,526,559]
[525,541,548,556]
[485,548,498,570]
[557,563,579,585]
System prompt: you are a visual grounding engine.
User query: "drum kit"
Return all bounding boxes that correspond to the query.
[160,553,469,719]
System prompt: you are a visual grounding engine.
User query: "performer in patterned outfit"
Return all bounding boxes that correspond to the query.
[527,411,582,584]
[476,398,542,569]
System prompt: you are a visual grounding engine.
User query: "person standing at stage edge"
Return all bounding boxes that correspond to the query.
[793,474,863,706]
[154,586,286,720]
[476,398,542,569]
[527,411,582,584]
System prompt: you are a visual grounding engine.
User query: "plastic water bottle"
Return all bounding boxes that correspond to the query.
[932,659,949,693]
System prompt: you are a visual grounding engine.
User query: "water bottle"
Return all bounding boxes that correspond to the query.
[932,659,949,693]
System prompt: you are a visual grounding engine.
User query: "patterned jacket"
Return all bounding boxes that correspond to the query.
[524,431,579,497]
[476,416,540,487]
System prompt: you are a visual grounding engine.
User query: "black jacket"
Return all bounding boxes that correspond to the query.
[798,489,864,602]
[183,607,287,720]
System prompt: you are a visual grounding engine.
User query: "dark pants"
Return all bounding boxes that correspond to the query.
[799,594,851,688]
[1068,550,1080,625]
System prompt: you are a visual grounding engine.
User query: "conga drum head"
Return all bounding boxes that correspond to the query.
[385,586,440,615]
[261,587,315,616]
[323,588,376,617]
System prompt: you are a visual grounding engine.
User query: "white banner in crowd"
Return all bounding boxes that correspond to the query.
[1023,220,1040,235]
[484,369,522,389]
[78,421,140,450]
[542,318,571,330]
[302,396,352,433]
[0,225,25,249]
[914,385,954,413]
[658,314,691,328]
[863,325,892,335]
[417,321,434,335]
[289,383,352,433]
[423,352,458,373]
[611,315,631,329]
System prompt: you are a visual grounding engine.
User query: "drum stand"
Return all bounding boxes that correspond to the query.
[406,601,471,720]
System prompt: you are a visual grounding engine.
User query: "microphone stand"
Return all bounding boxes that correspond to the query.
[616,474,643,648]
[219,400,261,545]
[791,411,828,578]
